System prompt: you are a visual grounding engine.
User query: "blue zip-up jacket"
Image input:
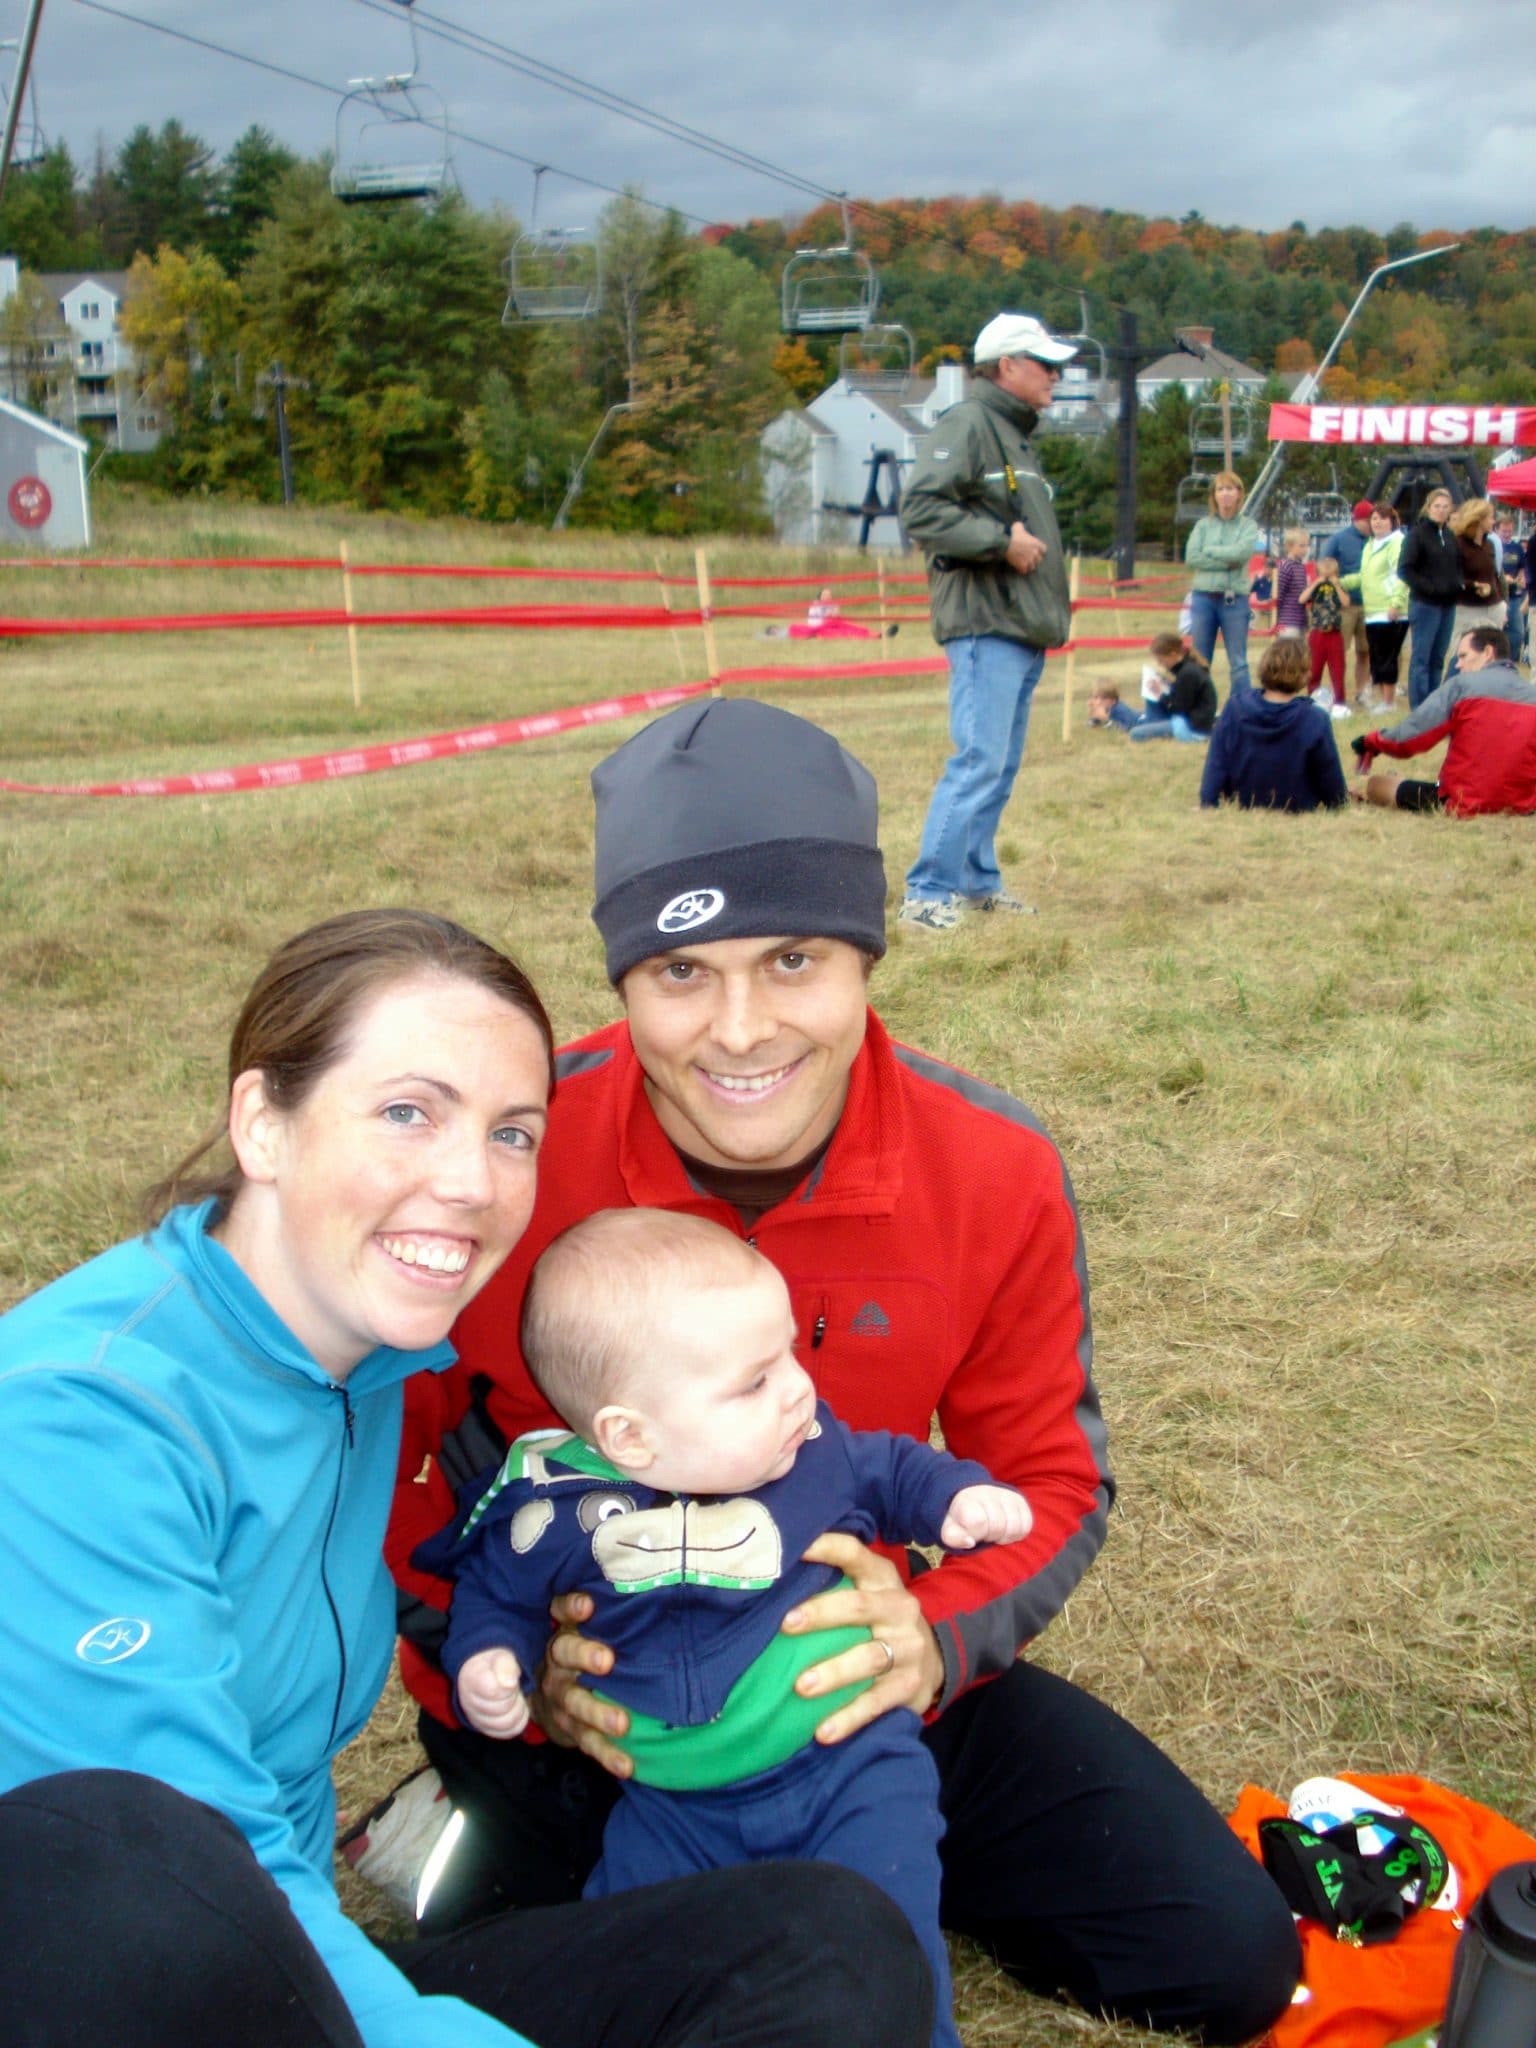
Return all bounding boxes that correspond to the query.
[0,1202,531,2048]
[1200,689,1349,812]
[418,1404,995,1789]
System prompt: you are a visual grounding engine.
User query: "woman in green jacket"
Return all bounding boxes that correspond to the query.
[1184,471,1262,699]
[1341,503,1409,709]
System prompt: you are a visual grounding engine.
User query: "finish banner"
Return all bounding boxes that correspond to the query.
[1267,403,1536,448]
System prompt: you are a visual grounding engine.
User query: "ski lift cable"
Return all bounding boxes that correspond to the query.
[65,0,718,228]
[372,0,1144,285]
[353,0,835,205]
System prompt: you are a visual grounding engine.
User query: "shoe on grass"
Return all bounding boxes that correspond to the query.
[972,888,1037,915]
[897,894,964,932]
[338,1765,458,1920]
[1329,703,1353,721]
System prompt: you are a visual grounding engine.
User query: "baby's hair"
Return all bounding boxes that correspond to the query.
[1087,680,1121,702]
[521,1208,771,1437]
[1258,636,1309,696]
[1149,632,1185,663]
[1317,555,1339,575]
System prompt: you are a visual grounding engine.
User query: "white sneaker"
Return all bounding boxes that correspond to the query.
[1330,703,1353,721]
[338,1766,457,1919]
[898,894,964,932]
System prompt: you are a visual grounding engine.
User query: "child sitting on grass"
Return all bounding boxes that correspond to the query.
[416,1207,1032,2048]
[1200,635,1349,811]
[1130,631,1217,743]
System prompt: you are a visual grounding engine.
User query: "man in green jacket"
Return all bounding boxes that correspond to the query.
[899,312,1075,933]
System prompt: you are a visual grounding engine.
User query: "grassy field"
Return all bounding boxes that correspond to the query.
[3,493,1534,2047]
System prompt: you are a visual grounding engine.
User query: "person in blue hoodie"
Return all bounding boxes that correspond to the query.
[0,909,932,2048]
[1200,636,1350,812]
[418,1206,1030,2048]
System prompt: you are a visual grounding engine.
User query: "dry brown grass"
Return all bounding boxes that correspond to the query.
[4,494,1534,2047]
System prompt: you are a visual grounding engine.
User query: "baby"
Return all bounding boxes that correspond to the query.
[417,1207,1030,2048]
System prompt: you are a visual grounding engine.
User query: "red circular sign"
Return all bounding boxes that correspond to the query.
[8,475,52,528]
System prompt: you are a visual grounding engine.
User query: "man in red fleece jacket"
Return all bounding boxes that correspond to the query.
[1353,627,1536,814]
[382,698,1298,2045]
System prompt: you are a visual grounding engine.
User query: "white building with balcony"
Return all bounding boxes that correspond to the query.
[0,258,161,452]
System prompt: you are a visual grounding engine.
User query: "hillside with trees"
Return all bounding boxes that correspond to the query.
[3,125,1532,538]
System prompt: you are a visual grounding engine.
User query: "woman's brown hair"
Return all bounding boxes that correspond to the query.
[144,909,555,1226]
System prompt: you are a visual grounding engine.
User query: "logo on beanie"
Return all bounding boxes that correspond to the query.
[657,888,725,934]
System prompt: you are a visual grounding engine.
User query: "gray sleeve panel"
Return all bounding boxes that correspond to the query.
[890,1046,1114,1698]
[555,1044,615,1083]
[1378,674,1467,745]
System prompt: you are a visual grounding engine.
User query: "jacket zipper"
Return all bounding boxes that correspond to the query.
[320,1384,355,1745]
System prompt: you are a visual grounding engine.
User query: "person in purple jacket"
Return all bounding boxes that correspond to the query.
[1200,636,1349,811]
[418,1206,1030,2048]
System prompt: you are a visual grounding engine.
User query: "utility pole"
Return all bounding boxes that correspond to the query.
[259,363,307,506]
[1108,309,1161,586]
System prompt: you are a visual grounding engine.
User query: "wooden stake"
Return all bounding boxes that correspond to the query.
[1060,553,1082,743]
[655,553,688,683]
[340,539,362,709]
[694,547,722,695]
[876,554,888,656]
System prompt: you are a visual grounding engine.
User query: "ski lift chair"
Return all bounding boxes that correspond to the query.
[1175,473,1214,527]
[781,199,878,334]
[331,79,455,203]
[782,244,879,334]
[504,228,602,323]
[837,324,914,389]
[330,4,453,204]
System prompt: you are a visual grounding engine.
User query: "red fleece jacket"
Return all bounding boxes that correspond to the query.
[388,1011,1111,1727]
[1364,661,1536,816]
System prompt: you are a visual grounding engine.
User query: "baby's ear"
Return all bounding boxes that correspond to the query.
[591,1405,656,1473]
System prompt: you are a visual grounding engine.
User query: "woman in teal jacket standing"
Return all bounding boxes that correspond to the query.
[1185,470,1262,699]
[0,909,930,2048]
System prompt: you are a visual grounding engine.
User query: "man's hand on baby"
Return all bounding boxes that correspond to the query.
[940,1484,1032,1549]
[530,1591,635,1779]
[457,1647,531,1739]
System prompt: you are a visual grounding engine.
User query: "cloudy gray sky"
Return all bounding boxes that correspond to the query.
[16,0,1536,236]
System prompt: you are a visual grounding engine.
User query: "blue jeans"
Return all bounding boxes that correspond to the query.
[906,635,1043,902]
[1187,590,1251,696]
[1506,589,1525,663]
[1407,599,1455,708]
[1129,713,1207,743]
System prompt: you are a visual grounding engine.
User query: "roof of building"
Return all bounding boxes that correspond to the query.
[1140,343,1265,385]
[0,394,90,451]
[36,271,131,301]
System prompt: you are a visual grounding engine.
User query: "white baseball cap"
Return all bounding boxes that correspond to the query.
[973,313,1077,365]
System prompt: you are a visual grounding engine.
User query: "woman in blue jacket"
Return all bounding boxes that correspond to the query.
[0,908,930,2048]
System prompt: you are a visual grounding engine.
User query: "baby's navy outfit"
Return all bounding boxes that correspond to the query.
[417,1401,1002,2048]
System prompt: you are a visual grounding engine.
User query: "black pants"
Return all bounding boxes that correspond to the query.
[423,1662,1301,2045]
[0,1770,933,2048]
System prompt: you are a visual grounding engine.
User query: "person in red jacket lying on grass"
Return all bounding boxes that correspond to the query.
[1352,626,1536,815]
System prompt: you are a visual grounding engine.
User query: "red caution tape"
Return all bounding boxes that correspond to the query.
[0,681,714,798]
[0,555,928,590]
[0,636,1163,799]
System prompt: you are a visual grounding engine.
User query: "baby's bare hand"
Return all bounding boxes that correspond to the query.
[939,1484,1032,1549]
[457,1647,530,1739]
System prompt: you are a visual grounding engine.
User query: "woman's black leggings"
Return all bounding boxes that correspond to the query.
[0,1770,934,2048]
